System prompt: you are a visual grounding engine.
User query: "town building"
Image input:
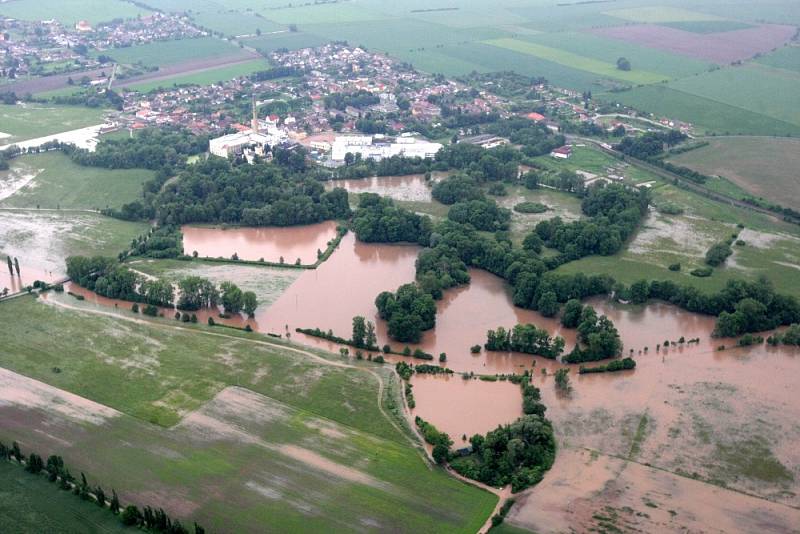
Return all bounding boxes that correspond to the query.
[550,145,572,159]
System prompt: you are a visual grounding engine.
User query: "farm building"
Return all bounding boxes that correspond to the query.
[550,145,572,159]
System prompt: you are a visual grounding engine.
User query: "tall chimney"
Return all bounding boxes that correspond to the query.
[251,94,259,133]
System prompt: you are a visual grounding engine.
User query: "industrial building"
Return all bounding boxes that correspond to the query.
[330,133,442,162]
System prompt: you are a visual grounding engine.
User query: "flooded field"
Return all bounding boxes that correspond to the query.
[182,221,339,264]
[46,220,800,532]
[324,174,434,202]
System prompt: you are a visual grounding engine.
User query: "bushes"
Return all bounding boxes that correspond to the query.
[415,416,452,464]
[579,357,636,374]
[691,267,713,277]
[513,202,548,214]
[668,263,681,272]
[705,242,733,267]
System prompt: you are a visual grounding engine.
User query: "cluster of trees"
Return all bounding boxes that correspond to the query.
[375,284,436,342]
[351,315,378,350]
[705,242,733,267]
[563,306,622,363]
[66,128,208,171]
[485,118,565,157]
[449,414,556,491]
[623,277,800,337]
[0,441,203,534]
[614,130,687,160]
[154,157,351,226]
[484,325,565,359]
[250,66,302,81]
[323,90,380,110]
[431,174,483,205]
[533,183,649,261]
[522,383,547,417]
[126,226,183,260]
[767,324,800,346]
[415,245,470,300]
[66,256,257,315]
[352,193,432,245]
[415,416,453,464]
[448,198,511,231]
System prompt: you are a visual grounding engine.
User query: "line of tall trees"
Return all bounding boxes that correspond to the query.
[66,256,258,315]
[484,325,565,359]
[0,440,204,534]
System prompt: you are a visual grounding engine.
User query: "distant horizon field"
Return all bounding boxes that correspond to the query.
[0,0,150,26]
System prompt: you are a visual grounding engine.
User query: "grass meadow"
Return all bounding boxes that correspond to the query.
[1,152,153,210]
[122,59,269,92]
[0,104,106,145]
[0,462,129,534]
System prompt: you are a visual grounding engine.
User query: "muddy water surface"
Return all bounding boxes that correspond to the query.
[324,174,434,202]
[182,220,339,264]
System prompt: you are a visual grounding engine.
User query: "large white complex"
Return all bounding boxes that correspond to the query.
[330,134,442,162]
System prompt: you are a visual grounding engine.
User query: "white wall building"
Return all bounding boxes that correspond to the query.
[330,135,442,162]
[209,124,288,161]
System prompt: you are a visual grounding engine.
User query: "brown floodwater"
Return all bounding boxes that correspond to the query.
[181,221,339,264]
[0,266,59,295]
[410,373,524,442]
[324,174,434,202]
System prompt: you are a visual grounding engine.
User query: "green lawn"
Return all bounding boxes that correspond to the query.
[482,38,667,84]
[0,104,106,145]
[0,0,150,26]
[1,152,153,210]
[102,37,247,68]
[0,462,130,534]
[661,20,753,33]
[258,3,389,25]
[122,59,269,92]
[0,296,497,532]
[604,6,724,23]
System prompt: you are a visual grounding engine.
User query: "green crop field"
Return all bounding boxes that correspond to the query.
[669,137,800,211]
[242,32,329,54]
[0,104,106,145]
[0,0,150,26]
[604,6,724,23]
[600,85,800,136]
[0,296,497,532]
[518,32,713,79]
[258,3,388,25]
[102,37,247,68]
[482,38,667,84]
[0,462,130,534]
[668,64,800,127]
[661,20,754,33]
[757,45,800,73]
[190,10,284,37]
[122,59,269,92]
[1,152,154,210]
